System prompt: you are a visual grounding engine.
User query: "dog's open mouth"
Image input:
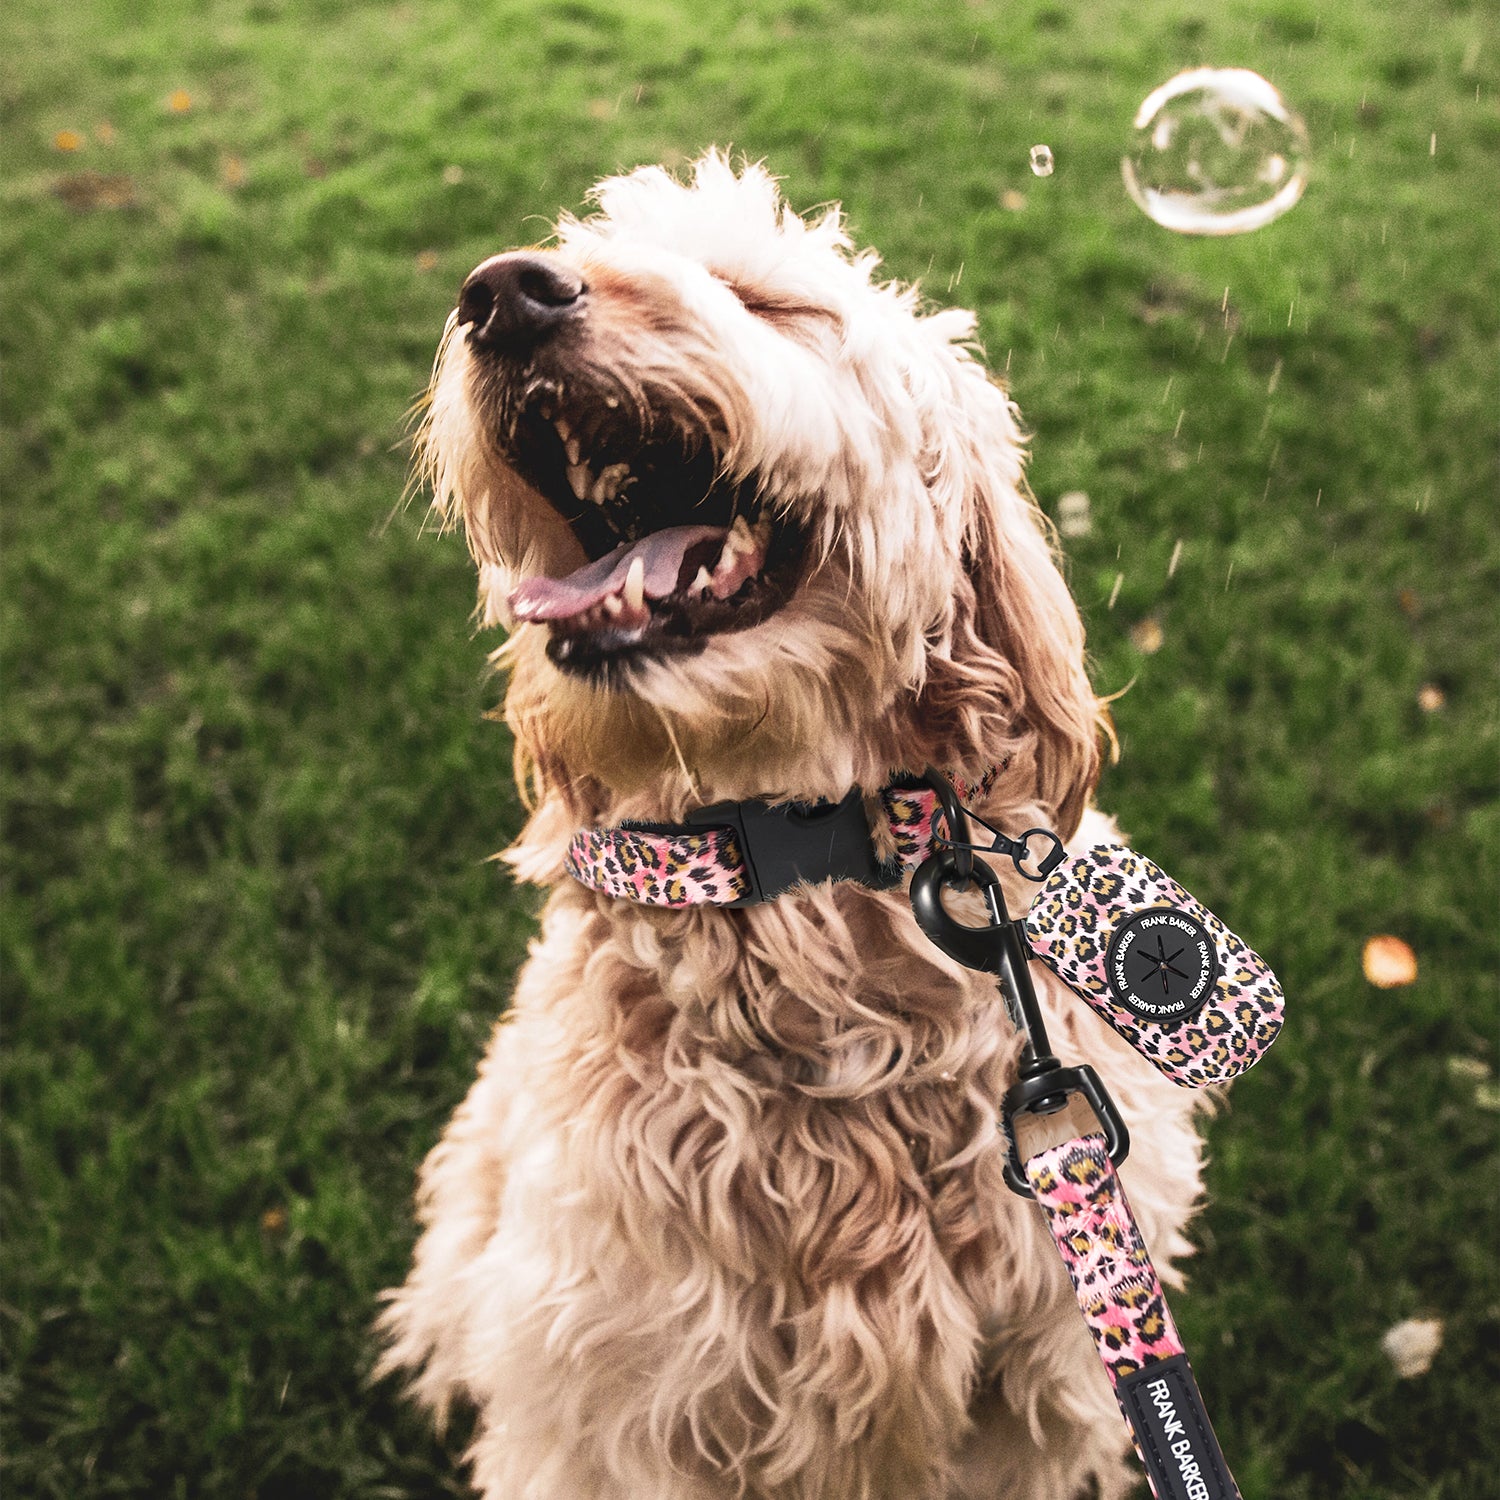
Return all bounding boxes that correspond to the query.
[498,396,804,672]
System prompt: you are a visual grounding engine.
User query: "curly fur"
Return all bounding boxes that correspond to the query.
[379,153,1210,1500]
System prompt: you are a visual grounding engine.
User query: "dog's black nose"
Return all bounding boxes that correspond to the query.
[457,253,586,355]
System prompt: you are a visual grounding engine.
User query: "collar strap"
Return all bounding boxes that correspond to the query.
[566,767,1000,908]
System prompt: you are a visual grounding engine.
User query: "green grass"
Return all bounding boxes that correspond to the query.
[2,0,1496,1495]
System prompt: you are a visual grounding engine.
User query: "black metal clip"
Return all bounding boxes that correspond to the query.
[921,765,1066,884]
[938,812,1068,884]
[1000,1063,1131,1196]
[910,770,1129,1198]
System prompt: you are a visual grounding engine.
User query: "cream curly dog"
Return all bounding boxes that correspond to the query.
[380,153,1208,1499]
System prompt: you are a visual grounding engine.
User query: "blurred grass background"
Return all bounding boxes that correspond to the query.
[2,0,1496,1495]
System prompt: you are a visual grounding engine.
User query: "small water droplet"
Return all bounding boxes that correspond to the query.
[1122,68,1308,235]
[1029,143,1055,176]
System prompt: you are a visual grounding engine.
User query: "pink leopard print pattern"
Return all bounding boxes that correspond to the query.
[566,766,1001,909]
[1024,1132,1185,1385]
[1022,844,1284,1088]
[883,765,1001,867]
[565,824,753,906]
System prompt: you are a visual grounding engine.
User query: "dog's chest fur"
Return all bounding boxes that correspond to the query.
[451,879,1056,1486]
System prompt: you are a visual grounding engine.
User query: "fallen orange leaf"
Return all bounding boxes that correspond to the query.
[54,129,84,152]
[168,89,193,114]
[1362,935,1417,988]
[1417,683,1445,712]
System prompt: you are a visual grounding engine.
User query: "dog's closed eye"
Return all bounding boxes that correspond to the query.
[718,276,841,327]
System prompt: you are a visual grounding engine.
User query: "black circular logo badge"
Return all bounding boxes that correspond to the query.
[1103,907,1220,1027]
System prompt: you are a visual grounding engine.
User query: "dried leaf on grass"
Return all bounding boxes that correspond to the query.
[1056,490,1091,538]
[1130,618,1165,655]
[1381,1318,1443,1378]
[53,172,137,211]
[1362,935,1417,988]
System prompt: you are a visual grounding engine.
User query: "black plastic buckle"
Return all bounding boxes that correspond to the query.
[1001,1063,1131,1197]
[685,786,902,907]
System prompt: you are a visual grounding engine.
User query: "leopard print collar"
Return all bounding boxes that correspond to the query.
[565,766,1001,908]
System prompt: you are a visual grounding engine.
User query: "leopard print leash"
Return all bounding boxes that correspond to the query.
[908,770,1271,1500]
[1027,1131,1239,1500]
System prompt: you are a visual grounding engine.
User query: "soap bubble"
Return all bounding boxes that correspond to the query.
[1122,68,1308,235]
[1029,144,1055,177]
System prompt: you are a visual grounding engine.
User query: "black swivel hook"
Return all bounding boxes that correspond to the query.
[909,767,1129,1195]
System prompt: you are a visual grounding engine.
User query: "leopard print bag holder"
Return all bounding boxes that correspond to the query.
[1021,844,1284,1088]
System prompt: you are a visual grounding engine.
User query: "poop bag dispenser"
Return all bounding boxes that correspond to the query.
[1020,844,1284,1088]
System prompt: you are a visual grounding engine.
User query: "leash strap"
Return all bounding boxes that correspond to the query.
[1025,1131,1240,1500]
[564,766,1000,907]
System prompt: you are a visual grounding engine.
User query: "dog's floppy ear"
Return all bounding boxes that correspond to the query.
[915,316,1104,839]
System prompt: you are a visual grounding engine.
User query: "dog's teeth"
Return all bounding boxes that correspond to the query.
[564,436,582,467]
[602,593,623,618]
[691,566,713,597]
[567,463,592,500]
[725,516,759,556]
[591,463,631,505]
[624,557,645,611]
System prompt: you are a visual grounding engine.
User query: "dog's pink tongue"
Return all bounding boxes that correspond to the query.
[509,524,725,622]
